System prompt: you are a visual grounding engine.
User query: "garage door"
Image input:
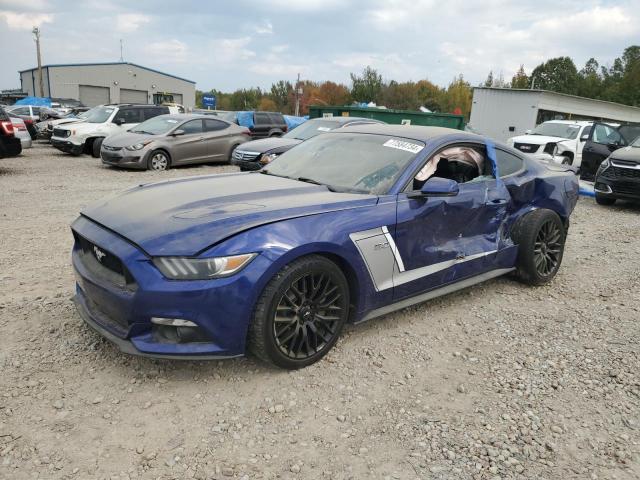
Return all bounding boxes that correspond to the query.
[79,85,110,107]
[171,93,183,105]
[120,88,148,104]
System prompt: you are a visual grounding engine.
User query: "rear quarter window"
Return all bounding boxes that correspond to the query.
[142,108,167,120]
[254,112,270,124]
[496,149,524,177]
[268,113,284,124]
[204,119,229,132]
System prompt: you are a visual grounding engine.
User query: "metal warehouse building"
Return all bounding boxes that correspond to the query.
[470,87,640,142]
[19,62,196,108]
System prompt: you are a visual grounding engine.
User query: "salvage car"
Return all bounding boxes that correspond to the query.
[37,107,92,140]
[580,122,640,180]
[10,117,32,149]
[593,135,640,205]
[231,117,384,171]
[101,114,250,170]
[71,125,578,369]
[0,106,22,159]
[507,120,592,168]
[51,104,169,157]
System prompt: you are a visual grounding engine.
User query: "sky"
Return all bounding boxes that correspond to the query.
[0,0,638,92]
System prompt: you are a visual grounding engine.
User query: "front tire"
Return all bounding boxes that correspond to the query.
[595,194,616,206]
[147,150,170,171]
[512,209,565,286]
[91,137,104,158]
[248,255,350,369]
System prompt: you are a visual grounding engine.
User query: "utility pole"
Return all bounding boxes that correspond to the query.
[294,73,301,117]
[32,26,44,97]
[119,39,124,62]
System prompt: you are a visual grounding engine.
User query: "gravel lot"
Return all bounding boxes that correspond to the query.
[1,142,639,480]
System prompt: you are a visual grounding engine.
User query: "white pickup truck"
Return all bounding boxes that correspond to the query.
[507,120,592,169]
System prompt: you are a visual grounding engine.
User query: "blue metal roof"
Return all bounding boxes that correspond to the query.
[18,62,195,84]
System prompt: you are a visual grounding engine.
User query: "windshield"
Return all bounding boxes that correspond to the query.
[129,116,180,135]
[632,136,640,147]
[263,133,424,194]
[84,106,115,123]
[531,122,581,139]
[283,119,343,140]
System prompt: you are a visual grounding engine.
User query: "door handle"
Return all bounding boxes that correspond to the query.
[490,199,508,205]
[198,136,205,141]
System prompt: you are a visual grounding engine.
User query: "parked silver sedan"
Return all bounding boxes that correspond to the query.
[100,114,251,171]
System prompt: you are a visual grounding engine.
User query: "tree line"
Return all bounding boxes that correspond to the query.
[196,45,639,119]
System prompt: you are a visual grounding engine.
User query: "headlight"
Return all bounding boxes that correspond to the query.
[125,141,150,151]
[153,253,257,280]
[599,158,611,171]
[259,153,279,165]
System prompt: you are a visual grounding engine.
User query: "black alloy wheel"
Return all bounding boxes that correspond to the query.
[533,220,562,276]
[249,255,350,369]
[273,272,344,360]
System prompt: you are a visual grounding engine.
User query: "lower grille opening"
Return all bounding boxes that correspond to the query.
[152,324,211,344]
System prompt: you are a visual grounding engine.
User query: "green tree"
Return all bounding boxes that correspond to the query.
[510,65,528,89]
[229,88,262,110]
[530,57,579,94]
[443,75,472,118]
[350,66,383,103]
[484,70,494,87]
[270,80,293,112]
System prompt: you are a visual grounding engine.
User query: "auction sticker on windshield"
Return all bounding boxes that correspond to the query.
[383,138,424,154]
[317,127,332,132]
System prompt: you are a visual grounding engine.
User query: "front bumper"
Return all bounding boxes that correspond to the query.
[52,138,83,155]
[101,147,148,169]
[71,216,270,359]
[594,174,640,201]
[230,157,262,171]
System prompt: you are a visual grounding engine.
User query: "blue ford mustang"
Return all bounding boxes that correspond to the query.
[72,125,579,369]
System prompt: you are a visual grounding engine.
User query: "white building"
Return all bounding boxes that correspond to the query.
[470,87,640,142]
[19,62,196,108]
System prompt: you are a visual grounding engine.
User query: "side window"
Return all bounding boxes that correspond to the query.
[581,125,592,139]
[12,107,29,115]
[142,108,164,120]
[495,149,524,177]
[409,144,488,191]
[32,107,41,114]
[204,119,229,132]
[113,108,141,124]
[180,120,203,134]
[268,113,283,124]
[254,112,270,125]
[592,124,622,145]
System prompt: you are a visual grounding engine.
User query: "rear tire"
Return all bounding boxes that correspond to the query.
[511,209,565,286]
[147,150,170,171]
[91,137,104,158]
[595,194,616,206]
[248,255,350,369]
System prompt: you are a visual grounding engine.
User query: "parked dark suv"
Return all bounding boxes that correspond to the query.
[594,134,640,206]
[580,122,640,180]
[242,111,287,138]
[0,106,22,159]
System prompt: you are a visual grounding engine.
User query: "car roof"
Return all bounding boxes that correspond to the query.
[153,113,231,121]
[543,120,592,126]
[311,116,383,125]
[333,124,478,143]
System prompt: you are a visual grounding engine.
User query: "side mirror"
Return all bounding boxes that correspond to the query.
[172,129,185,136]
[114,118,125,126]
[408,177,459,199]
[525,129,531,135]
[580,134,589,142]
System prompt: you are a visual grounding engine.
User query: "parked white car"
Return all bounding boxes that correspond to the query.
[50,104,169,157]
[507,120,592,169]
[10,117,32,149]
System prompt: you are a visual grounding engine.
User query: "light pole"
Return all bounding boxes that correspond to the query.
[32,26,45,97]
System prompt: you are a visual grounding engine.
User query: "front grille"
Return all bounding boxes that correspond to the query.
[74,233,136,289]
[101,153,122,162]
[232,150,260,161]
[604,165,640,179]
[84,296,129,336]
[611,181,640,196]
[513,143,540,153]
[53,128,69,138]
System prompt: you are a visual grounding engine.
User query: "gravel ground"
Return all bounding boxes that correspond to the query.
[1,142,639,480]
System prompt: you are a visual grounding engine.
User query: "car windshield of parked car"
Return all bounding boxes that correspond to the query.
[129,116,180,135]
[283,120,341,141]
[263,133,424,194]
[84,106,115,123]
[530,123,581,139]
[631,136,640,147]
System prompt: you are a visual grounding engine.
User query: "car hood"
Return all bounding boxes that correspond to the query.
[236,137,302,154]
[610,146,640,163]
[510,135,565,145]
[81,172,377,256]
[103,131,155,148]
[52,117,85,127]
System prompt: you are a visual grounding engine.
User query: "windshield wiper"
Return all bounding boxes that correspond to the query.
[296,176,324,185]
[131,130,153,135]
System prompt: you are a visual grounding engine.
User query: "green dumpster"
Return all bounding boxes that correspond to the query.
[308,105,465,130]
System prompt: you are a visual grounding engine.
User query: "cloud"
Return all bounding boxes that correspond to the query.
[116,13,150,33]
[211,37,256,63]
[0,10,52,30]
[145,39,189,63]
[254,20,273,34]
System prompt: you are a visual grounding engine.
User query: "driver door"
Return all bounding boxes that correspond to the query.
[390,143,511,301]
